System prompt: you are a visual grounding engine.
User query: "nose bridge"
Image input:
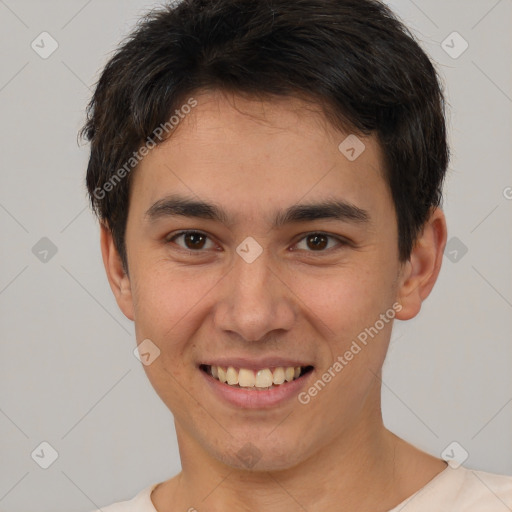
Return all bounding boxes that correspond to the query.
[214,244,295,342]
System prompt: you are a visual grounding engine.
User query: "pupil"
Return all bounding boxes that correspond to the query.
[186,232,205,249]
[308,234,327,250]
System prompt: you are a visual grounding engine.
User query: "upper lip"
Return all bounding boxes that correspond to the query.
[200,357,313,371]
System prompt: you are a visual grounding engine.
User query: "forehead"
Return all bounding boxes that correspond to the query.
[169,89,375,156]
[129,89,391,224]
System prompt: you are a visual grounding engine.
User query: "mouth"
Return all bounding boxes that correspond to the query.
[200,364,314,390]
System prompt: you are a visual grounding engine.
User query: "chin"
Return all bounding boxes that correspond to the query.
[207,435,309,473]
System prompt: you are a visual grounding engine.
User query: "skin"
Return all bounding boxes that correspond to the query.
[101,89,448,511]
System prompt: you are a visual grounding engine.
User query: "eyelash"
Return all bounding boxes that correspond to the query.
[166,230,349,256]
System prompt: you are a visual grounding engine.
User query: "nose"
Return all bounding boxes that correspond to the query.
[213,246,296,343]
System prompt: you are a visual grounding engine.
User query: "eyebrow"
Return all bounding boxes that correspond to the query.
[144,193,370,228]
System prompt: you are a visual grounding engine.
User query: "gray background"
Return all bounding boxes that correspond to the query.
[0,0,511,510]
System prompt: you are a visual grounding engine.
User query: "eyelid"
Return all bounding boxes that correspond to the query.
[166,229,350,254]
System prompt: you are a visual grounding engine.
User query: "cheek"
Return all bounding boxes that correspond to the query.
[293,260,400,381]
[130,262,221,354]
[294,265,391,333]
[130,266,206,410]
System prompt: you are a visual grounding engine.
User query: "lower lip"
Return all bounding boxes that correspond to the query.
[200,368,314,409]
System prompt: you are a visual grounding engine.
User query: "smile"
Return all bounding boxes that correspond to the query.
[200,364,314,390]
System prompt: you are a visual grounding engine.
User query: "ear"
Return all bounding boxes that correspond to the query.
[395,207,447,321]
[100,223,135,321]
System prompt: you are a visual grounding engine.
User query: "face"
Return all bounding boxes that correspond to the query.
[111,90,410,471]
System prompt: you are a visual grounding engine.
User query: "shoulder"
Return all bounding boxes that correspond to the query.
[88,483,159,512]
[389,464,512,512]
[454,467,512,510]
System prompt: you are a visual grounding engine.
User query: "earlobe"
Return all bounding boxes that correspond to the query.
[395,207,447,321]
[100,223,135,321]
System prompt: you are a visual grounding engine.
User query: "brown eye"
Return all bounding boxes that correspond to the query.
[183,232,206,250]
[168,231,214,251]
[306,233,328,250]
[293,232,347,253]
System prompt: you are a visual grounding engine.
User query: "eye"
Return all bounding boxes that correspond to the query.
[292,232,348,253]
[167,230,216,252]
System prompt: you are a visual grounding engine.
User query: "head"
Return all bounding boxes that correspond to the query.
[81,0,449,471]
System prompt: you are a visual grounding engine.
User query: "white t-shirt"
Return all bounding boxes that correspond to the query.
[93,463,512,511]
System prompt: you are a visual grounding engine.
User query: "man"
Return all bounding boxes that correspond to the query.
[82,0,512,510]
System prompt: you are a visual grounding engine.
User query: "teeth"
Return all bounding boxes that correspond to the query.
[255,369,273,388]
[217,366,227,383]
[206,365,307,389]
[238,368,255,387]
[273,367,285,384]
[226,366,238,385]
